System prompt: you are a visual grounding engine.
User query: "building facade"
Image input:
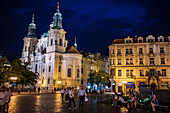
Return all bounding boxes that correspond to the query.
[21,2,109,90]
[109,35,170,93]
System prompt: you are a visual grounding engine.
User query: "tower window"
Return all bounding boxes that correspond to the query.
[48,77,50,84]
[68,68,71,77]
[51,39,53,46]
[35,64,38,73]
[77,69,80,77]
[59,39,62,46]
[25,46,27,51]
[59,66,61,72]
[49,66,51,72]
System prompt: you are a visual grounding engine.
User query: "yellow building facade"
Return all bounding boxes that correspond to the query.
[109,35,170,94]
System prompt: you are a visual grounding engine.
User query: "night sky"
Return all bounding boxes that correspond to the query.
[1,0,170,61]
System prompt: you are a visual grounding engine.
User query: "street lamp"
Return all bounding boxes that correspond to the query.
[57,81,62,87]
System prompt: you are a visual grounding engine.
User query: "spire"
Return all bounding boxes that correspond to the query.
[32,13,34,23]
[57,1,59,9]
[27,13,36,38]
[52,1,63,29]
[74,37,77,49]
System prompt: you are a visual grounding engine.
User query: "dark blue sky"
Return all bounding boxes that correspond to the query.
[1,0,170,61]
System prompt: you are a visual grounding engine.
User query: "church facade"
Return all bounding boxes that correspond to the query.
[21,2,109,89]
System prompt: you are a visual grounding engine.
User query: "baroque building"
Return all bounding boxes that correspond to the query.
[21,2,109,90]
[109,35,170,93]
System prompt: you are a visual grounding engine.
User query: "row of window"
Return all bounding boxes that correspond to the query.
[49,38,64,46]
[111,47,165,55]
[110,58,165,65]
[125,37,165,43]
[117,69,167,76]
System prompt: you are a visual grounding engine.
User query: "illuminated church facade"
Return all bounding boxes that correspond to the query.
[21,2,109,89]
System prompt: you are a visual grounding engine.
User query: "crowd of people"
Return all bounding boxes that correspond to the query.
[111,90,159,113]
[59,86,87,110]
[0,86,13,113]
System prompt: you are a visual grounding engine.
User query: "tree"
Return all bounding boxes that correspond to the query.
[0,57,10,83]
[88,70,110,87]
[10,59,38,89]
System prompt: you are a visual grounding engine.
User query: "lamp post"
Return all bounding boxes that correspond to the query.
[57,81,62,87]
[10,77,17,89]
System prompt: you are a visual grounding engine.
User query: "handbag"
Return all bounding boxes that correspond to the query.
[85,96,88,102]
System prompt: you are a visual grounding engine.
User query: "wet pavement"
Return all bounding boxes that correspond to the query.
[8,94,165,113]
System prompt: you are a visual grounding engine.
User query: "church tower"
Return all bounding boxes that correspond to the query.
[21,14,38,62]
[47,2,68,53]
[74,37,77,49]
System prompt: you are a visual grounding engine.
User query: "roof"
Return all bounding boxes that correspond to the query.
[112,36,170,44]
[65,46,80,54]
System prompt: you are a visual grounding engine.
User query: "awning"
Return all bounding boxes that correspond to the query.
[126,82,135,88]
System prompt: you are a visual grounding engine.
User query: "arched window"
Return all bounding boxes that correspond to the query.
[51,38,53,46]
[35,64,38,73]
[67,68,71,77]
[25,46,27,51]
[48,77,50,84]
[59,39,62,46]
[77,69,80,77]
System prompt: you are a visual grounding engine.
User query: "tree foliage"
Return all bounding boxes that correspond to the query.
[88,70,110,86]
[0,58,38,87]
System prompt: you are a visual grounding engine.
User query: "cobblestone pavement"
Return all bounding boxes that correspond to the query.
[8,94,165,113]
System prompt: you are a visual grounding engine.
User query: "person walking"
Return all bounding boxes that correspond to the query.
[4,88,12,113]
[78,86,86,109]
[0,86,7,113]
[61,87,65,101]
[151,95,159,113]
[38,87,40,94]
[68,87,76,110]
[65,87,69,103]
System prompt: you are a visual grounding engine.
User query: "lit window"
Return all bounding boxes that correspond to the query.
[118,59,121,65]
[68,68,71,77]
[130,70,133,75]
[118,49,121,54]
[139,58,143,64]
[118,70,121,76]
[161,58,165,64]
[126,70,129,76]
[130,59,133,64]
[140,70,144,76]
[162,69,166,76]
[126,59,129,65]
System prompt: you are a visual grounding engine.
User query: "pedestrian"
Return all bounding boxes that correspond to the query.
[151,95,159,113]
[112,93,118,106]
[4,88,13,113]
[78,86,86,109]
[0,86,7,113]
[129,88,132,95]
[38,87,40,94]
[65,87,69,103]
[61,87,65,101]
[69,87,76,110]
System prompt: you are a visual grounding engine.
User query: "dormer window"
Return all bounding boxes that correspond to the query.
[125,36,133,43]
[138,36,143,43]
[158,36,164,42]
[146,35,155,42]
